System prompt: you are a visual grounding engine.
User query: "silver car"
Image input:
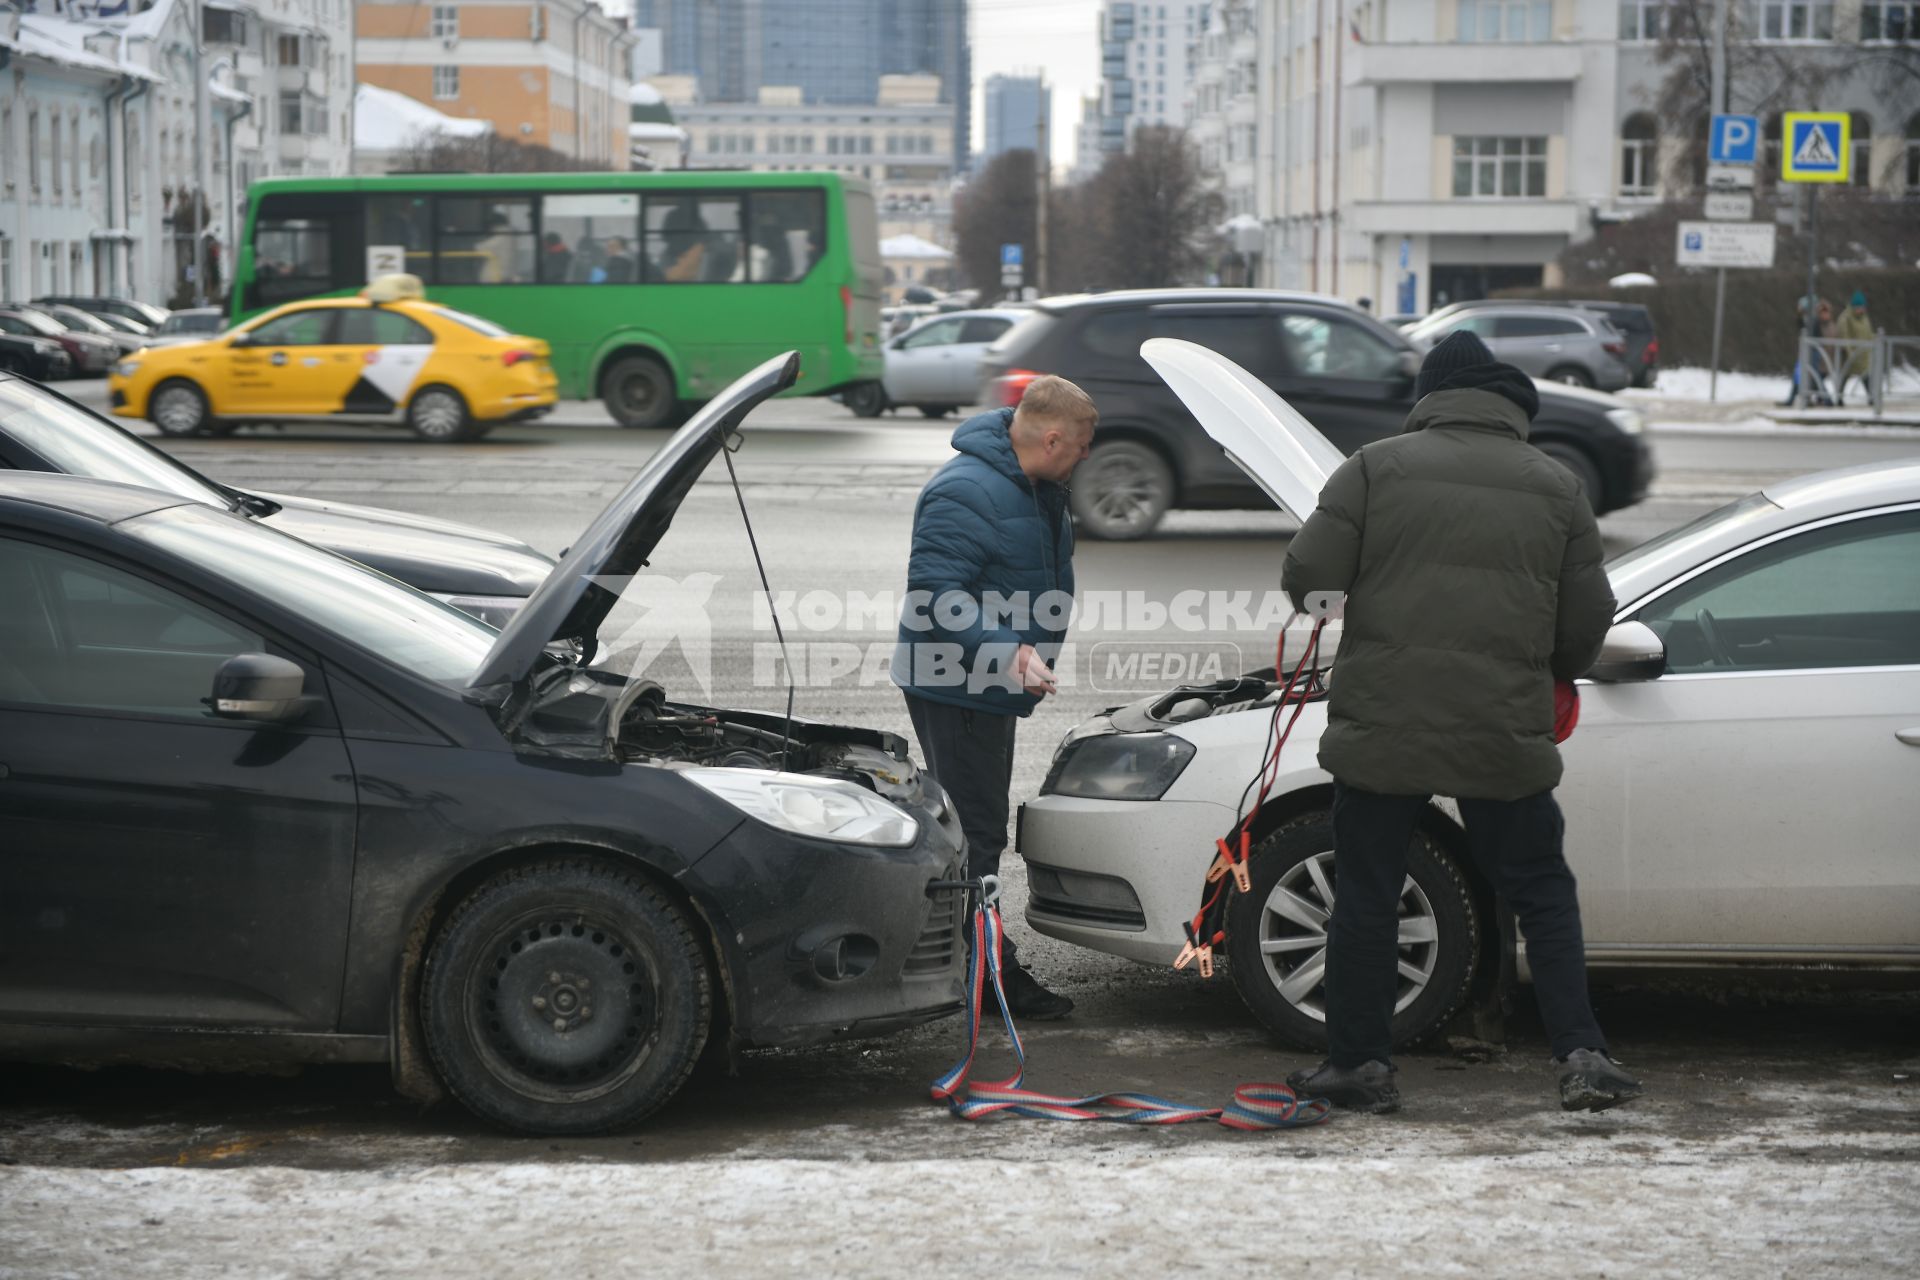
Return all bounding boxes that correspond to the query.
[1407,305,1633,391]
[876,309,1027,418]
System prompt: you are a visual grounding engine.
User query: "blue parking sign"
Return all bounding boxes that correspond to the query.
[1709,114,1758,165]
[1683,230,1704,252]
[1000,243,1023,268]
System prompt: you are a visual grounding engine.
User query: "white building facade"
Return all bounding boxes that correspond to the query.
[1096,0,1209,153]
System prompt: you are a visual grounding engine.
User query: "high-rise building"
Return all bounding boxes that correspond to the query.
[982,74,1049,163]
[1069,95,1106,183]
[635,0,971,166]
[1097,0,1208,153]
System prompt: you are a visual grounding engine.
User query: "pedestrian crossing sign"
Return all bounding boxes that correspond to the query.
[1781,112,1849,183]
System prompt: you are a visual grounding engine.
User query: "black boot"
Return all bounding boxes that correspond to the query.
[997,960,1073,1020]
[1287,1059,1400,1114]
[1557,1048,1643,1112]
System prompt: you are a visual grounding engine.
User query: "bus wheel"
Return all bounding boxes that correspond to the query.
[844,382,888,418]
[603,354,679,429]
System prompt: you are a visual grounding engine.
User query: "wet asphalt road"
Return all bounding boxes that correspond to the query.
[2,390,1917,1276]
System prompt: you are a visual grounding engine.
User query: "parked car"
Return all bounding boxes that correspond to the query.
[0,353,967,1134]
[977,289,1652,539]
[85,311,155,339]
[1420,299,1659,388]
[36,303,150,358]
[143,306,226,346]
[0,372,553,623]
[109,278,559,442]
[1404,305,1633,392]
[32,294,171,331]
[0,307,117,377]
[853,309,1026,418]
[0,330,72,382]
[1018,340,1920,1052]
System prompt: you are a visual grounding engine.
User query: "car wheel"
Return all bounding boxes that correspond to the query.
[917,404,956,419]
[602,354,681,429]
[150,379,212,437]
[1070,439,1174,541]
[407,384,478,443]
[1545,365,1594,388]
[844,381,889,418]
[1226,812,1479,1052]
[422,858,712,1135]
[1536,441,1604,507]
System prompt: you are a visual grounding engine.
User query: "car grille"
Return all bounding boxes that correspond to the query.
[906,872,963,975]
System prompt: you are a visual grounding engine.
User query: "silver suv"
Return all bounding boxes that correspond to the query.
[1405,306,1633,391]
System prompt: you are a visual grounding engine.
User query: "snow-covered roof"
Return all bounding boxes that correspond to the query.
[628,122,688,142]
[6,14,161,79]
[629,82,664,106]
[880,233,953,261]
[211,79,250,106]
[354,83,492,152]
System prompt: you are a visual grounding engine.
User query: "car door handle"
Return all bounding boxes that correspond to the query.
[1897,728,1920,747]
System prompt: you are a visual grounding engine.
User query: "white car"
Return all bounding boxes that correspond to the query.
[1019,340,1920,1050]
[868,309,1027,418]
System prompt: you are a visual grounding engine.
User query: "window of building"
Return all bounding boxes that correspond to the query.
[431,5,459,39]
[433,66,460,100]
[1458,0,1552,40]
[437,196,535,283]
[1861,0,1915,37]
[204,7,248,44]
[1620,113,1659,196]
[279,92,325,135]
[68,116,80,200]
[1618,0,1671,38]
[1850,111,1873,187]
[1452,135,1548,197]
[1907,113,1920,189]
[50,117,61,198]
[531,4,546,39]
[1758,0,1834,38]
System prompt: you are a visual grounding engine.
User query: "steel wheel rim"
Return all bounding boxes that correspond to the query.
[465,909,660,1104]
[1085,451,1167,534]
[153,387,203,433]
[413,391,463,438]
[619,370,662,416]
[1257,848,1441,1023]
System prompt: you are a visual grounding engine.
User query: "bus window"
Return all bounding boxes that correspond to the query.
[541,192,641,283]
[366,195,435,281]
[644,195,743,284]
[745,191,824,282]
[437,197,535,284]
[250,192,357,307]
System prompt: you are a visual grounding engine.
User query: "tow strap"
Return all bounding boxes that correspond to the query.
[928,876,1331,1131]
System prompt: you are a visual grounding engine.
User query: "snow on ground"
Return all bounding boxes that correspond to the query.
[1626,368,1793,402]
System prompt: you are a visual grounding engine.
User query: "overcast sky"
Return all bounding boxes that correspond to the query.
[971,0,1100,168]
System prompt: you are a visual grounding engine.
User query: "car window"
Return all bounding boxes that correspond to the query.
[1079,310,1152,361]
[336,308,435,346]
[1156,311,1279,376]
[0,317,32,336]
[0,379,228,506]
[0,537,265,716]
[902,318,965,349]
[1495,315,1585,338]
[1635,510,1920,674]
[424,304,509,338]
[959,317,1012,344]
[1277,312,1403,379]
[247,309,336,347]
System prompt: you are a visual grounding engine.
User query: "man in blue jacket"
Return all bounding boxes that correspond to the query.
[894,375,1096,1019]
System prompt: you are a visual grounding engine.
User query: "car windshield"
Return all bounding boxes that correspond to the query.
[126,504,500,684]
[160,313,221,335]
[126,302,170,327]
[8,310,66,336]
[428,305,508,337]
[1605,491,1782,584]
[0,380,231,506]
[51,309,112,333]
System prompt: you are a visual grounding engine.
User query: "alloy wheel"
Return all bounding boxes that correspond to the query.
[412,390,465,440]
[1256,848,1441,1022]
[152,386,205,435]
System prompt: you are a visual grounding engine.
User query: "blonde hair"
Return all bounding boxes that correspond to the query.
[1013,374,1098,434]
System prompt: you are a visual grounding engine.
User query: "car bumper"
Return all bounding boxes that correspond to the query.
[474,390,559,423]
[684,800,970,1048]
[1018,795,1237,965]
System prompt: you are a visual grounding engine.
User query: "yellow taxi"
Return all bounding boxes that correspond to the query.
[109,276,558,443]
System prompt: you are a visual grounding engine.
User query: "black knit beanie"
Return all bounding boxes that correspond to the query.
[1414,329,1496,400]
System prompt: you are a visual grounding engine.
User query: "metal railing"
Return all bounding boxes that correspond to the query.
[1794,334,1920,416]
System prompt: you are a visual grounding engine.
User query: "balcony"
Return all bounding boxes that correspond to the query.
[1346,42,1583,85]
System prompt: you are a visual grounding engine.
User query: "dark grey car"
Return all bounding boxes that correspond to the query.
[1406,306,1633,391]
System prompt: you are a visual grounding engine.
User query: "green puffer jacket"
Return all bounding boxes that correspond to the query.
[1280,388,1616,801]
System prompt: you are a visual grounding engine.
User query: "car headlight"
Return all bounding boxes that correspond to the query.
[430,592,526,628]
[1043,732,1196,801]
[682,768,920,847]
[1605,407,1645,436]
[112,359,141,377]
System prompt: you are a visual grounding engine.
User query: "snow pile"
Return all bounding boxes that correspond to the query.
[629,82,665,106]
[1609,271,1658,287]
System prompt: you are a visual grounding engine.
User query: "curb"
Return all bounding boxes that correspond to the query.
[1648,419,1920,441]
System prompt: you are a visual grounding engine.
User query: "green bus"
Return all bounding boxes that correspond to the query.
[232,171,885,428]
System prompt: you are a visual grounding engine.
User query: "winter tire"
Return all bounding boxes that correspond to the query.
[1536,441,1604,507]
[1226,812,1479,1052]
[423,858,712,1135]
[845,381,888,418]
[603,354,682,429]
[150,379,212,437]
[1070,438,1174,541]
[407,385,478,443]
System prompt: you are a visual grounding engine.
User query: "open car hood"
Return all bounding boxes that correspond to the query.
[1139,337,1346,522]
[466,350,801,694]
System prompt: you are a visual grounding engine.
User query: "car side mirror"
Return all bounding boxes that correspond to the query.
[1585,621,1665,683]
[228,331,254,348]
[206,653,316,724]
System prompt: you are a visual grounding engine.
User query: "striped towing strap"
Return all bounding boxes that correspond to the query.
[928,878,1332,1131]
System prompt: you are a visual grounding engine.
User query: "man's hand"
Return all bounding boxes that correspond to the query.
[1015,644,1058,697]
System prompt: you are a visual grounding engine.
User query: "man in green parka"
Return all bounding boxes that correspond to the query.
[1280,329,1643,1115]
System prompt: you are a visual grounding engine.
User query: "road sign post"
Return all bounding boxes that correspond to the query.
[1704,114,1759,401]
[1780,112,1851,406]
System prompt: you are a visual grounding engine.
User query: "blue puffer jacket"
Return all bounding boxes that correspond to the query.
[893,408,1075,716]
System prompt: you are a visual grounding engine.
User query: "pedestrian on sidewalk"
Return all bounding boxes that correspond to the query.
[893,377,1096,1020]
[1279,330,1644,1115]
[1837,291,1876,405]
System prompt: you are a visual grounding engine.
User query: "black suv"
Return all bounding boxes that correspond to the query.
[979,290,1655,539]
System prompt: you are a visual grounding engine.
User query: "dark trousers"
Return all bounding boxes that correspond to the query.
[1326,781,1606,1067]
[905,693,1021,962]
